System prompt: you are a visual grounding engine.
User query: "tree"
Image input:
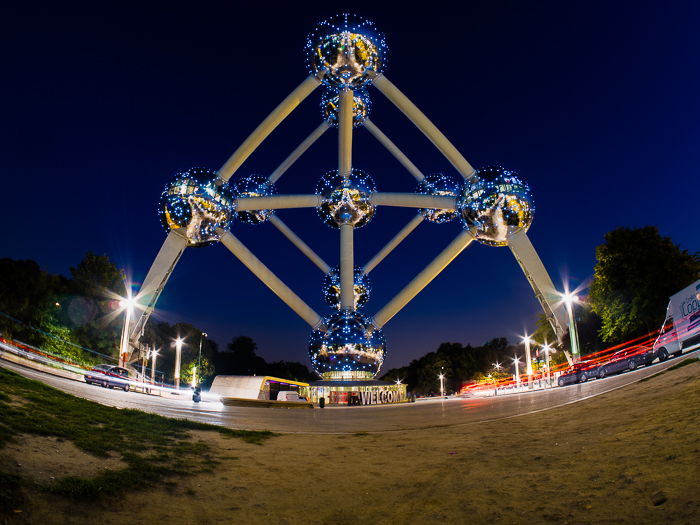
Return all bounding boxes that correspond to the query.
[588,226,700,343]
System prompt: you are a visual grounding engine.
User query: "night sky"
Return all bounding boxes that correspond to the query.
[3,1,699,371]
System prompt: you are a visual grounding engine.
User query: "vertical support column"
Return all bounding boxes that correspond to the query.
[338,89,353,180]
[340,223,354,310]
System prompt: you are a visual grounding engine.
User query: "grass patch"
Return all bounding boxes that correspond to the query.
[0,367,273,508]
[668,357,700,371]
[354,431,369,436]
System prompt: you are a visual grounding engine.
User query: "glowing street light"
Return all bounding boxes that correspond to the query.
[150,349,159,387]
[118,295,136,367]
[563,292,581,362]
[523,335,533,389]
[513,355,521,388]
[191,366,197,388]
[174,337,184,390]
[438,373,445,398]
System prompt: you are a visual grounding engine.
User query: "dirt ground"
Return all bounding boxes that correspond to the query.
[2,361,699,525]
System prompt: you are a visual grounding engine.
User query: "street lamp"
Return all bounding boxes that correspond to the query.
[150,349,159,387]
[198,333,207,384]
[523,335,533,389]
[563,292,581,362]
[542,343,555,387]
[438,373,445,398]
[118,295,136,367]
[174,337,184,390]
[513,355,521,389]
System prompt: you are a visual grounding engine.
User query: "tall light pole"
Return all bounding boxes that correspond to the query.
[543,344,554,387]
[438,373,445,398]
[198,332,207,383]
[513,355,521,389]
[118,295,136,368]
[150,349,159,387]
[175,337,183,390]
[563,292,581,363]
[523,335,533,389]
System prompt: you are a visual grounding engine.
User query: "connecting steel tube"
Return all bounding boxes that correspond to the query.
[338,89,353,179]
[363,213,424,274]
[372,228,476,327]
[371,192,457,209]
[339,223,354,310]
[236,194,321,211]
[363,119,424,182]
[269,215,330,273]
[218,75,321,181]
[219,230,322,328]
[268,122,330,184]
[372,75,476,181]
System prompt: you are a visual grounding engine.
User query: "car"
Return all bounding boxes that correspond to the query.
[557,361,602,387]
[85,364,132,392]
[598,346,654,378]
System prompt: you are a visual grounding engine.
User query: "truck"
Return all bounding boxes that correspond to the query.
[653,278,700,361]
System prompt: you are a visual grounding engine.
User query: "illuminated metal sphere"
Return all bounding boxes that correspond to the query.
[316,169,376,228]
[232,174,277,225]
[306,14,387,90]
[322,265,372,310]
[308,311,386,380]
[458,166,534,247]
[416,173,461,224]
[321,88,371,128]
[158,167,234,248]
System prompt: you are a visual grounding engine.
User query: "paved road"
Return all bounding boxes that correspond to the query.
[2,350,697,434]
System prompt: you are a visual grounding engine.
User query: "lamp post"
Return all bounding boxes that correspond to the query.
[118,295,136,367]
[523,335,533,389]
[198,332,207,384]
[543,344,554,387]
[174,337,183,390]
[513,355,521,390]
[150,349,158,387]
[438,373,444,398]
[563,293,581,363]
[492,362,501,395]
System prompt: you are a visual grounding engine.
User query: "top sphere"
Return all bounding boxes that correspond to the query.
[458,166,534,247]
[306,14,387,90]
[158,167,234,248]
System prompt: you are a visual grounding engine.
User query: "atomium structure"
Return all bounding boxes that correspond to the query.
[126,14,574,380]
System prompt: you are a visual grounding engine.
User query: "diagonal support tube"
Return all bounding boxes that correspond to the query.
[507,230,573,365]
[363,213,424,274]
[219,230,322,328]
[268,122,330,184]
[372,75,476,181]
[129,230,189,350]
[372,228,476,327]
[269,214,330,273]
[363,119,424,182]
[218,75,321,181]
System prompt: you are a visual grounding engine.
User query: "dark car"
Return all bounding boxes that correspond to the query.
[557,361,601,387]
[598,346,654,378]
[85,364,132,391]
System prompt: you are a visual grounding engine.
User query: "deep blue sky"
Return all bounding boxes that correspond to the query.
[3,1,699,371]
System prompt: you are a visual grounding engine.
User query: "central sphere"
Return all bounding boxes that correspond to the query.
[158,167,234,248]
[306,14,387,90]
[232,174,277,225]
[309,311,386,380]
[458,166,534,247]
[322,265,372,310]
[316,169,376,228]
[321,88,371,128]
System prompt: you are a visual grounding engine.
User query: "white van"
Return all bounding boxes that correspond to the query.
[653,278,700,361]
[277,391,299,402]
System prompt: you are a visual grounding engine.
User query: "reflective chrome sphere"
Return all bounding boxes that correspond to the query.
[321,88,371,128]
[306,14,387,90]
[232,174,277,225]
[458,166,534,247]
[322,265,372,310]
[309,311,386,380]
[316,169,376,228]
[158,167,234,248]
[416,173,460,224]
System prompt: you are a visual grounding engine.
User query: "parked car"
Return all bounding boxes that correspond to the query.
[85,364,132,392]
[557,360,601,387]
[598,346,654,378]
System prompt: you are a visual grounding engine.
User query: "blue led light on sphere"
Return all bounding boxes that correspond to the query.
[232,174,277,225]
[416,173,461,224]
[316,169,376,228]
[306,13,388,90]
[309,311,386,380]
[323,265,372,310]
[158,167,234,248]
[458,166,534,247]
[321,88,371,128]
